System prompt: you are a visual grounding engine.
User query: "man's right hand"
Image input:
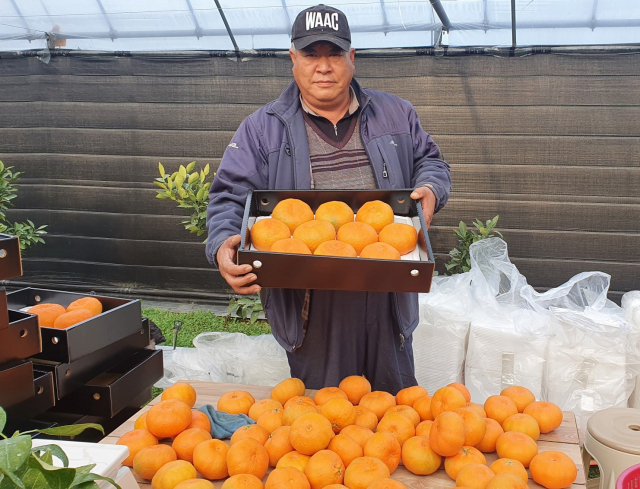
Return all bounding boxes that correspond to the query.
[216,235,261,294]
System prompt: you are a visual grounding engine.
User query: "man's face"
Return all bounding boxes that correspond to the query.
[290,41,356,106]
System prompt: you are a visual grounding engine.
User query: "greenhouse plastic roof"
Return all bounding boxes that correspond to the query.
[1,0,639,52]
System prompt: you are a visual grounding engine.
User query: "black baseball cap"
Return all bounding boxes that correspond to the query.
[291,4,351,52]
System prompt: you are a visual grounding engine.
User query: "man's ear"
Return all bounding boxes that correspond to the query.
[350,48,356,64]
[289,49,296,66]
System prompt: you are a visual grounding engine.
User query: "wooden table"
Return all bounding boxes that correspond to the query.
[101,381,587,489]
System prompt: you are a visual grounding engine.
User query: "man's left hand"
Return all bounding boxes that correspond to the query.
[410,186,437,229]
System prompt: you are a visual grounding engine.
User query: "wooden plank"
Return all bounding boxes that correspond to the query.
[1,74,639,106]
[539,411,580,445]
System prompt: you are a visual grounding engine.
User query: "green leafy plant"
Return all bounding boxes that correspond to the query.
[0,407,119,488]
[154,161,213,238]
[227,296,263,324]
[446,215,503,275]
[0,161,47,252]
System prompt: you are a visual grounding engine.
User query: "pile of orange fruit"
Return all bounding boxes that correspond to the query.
[117,379,579,489]
[250,198,418,260]
[28,296,103,329]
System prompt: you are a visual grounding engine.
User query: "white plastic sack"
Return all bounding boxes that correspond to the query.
[155,346,214,389]
[622,291,640,409]
[414,273,472,393]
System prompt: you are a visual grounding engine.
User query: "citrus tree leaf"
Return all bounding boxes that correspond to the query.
[0,408,6,435]
[0,466,25,489]
[35,424,104,437]
[71,469,120,489]
[0,435,31,473]
[27,454,76,489]
[31,445,68,467]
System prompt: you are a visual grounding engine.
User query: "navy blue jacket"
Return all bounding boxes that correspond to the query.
[206,78,451,352]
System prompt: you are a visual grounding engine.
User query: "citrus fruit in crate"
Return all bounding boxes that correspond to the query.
[221,474,264,489]
[66,296,103,316]
[116,429,158,466]
[523,401,563,433]
[396,386,427,407]
[360,242,400,260]
[321,398,357,433]
[529,451,578,489]
[343,456,390,489]
[28,303,66,327]
[186,410,210,432]
[354,406,378,431]
[455,463,495,489]
[484,395,519,425]
[271,377,306,406]
[448,382,472,403]
[314,240,357,257]
[400,436,441,476]
[258,407,284,433]
[284,402,318,426]
[356,200,394,233]
[172,428,212,463]
[227,437,269,479]
[272,198,314,233]
[486,473,528,489]
[341,425,374,449]
[316,201,354,231]
[230,423,270,445]
[327,434,363,467]
[431,386,467,418]
[265,425,294,467]
[249,398,283,421]
[146,399,193,438]
[454,406,487,446]
[290,412,334,455]
[293,219,336,252]
[376,412,415,447]
[315,387,348,406]
[162,382,197,408]
[337,222,378,256]
[132,444,177,480]
[174,480,214,489]
[151,460,197,489]
[495,431,538,467]
[416,420,433,438]
[429,411,465,457]
[277,451,311,472]
[490,458,528,483]
[266,466,311,489]
[305,450,346,488]
[218,390,255,415]
[475,417,504,453]
[285,395,316,409]
[467,401,487,418]
[384,405,420,427]
[412,395,433,421]
[53,309,93,329]
[271,237,312,254]
[501,386,536,413]
[444,446,486,480]
[339,375,371,405]
[192,439,228,480]
[503,413,540,441]
[134,411,148,430]
[251,218,291,251]
[368,479,407,489]
[363,431,401,473]
[378,223,418,255]
[359,391,396,421]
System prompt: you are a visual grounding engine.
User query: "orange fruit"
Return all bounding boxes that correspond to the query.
[384,405,420,427]
[305,450,345,489]
[429,412,465,457]
[448,382,472,403]
[454,407,487,446]
[501,386,536,413]
[272,198,314,233]
[290,412,334,455]
[412,396,433,421]
[376,412,415,447]
[444,446,487,480]
[284,403,319,426]
[400,436,441,476]
[316,201,354,232]
[277,451,311,472]
[337,222,378,256]
[251,218,291,251]
[354,406,378,431]
[265,425,294,467]
[523,401,563,434]
[339,376,372,405]
[151,460,197,489]
[484,395,519,425]
[321,398,357,433]
[221,474,264,489]
[356,200,394,233]
[363,432,401,473]
[117,429,158,466]
[192,439,228,480]
[266,466,311,489]
[218,390,255,415]
[293,220,336,252]
[476,418,505,453]
[360,242,400,260]
[327,434,363,468]
[284,396,316,410]
[495,431,538,468]
[271,238,312,255]
[134,411,148,431]
[490,458,528,483]
[28,303,66,327]
[271,378,306,406]
[53,309,93,329]
[343,456,390,489]
[415,420,433,438]
[431,386,467,418]
[324,486,348,489]
[378,223,418,255]
[186,410,210,433]
[467,402,487,418]
[230,423,270,445]
[174,480,214,489]
[66,297,103,316]
[249,398,283,421]
[529,451,578,489]
[340,425,374,449]
[133,444,177,480]
[455,463,495,489]
[503,413,540,441]
[315,387,348,406]
[226,437,269,479]
[258,408,285,434]
[162,382,197,408]
[367,479,407,489]
[395,386,427,407]
[314,240,358,257]
[486,473,528,489]
[359,391,396,421]
[172,428,212,463]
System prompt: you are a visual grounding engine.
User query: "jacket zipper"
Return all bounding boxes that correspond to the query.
[359,108,382,188]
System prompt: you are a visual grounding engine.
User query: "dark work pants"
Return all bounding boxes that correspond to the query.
[286,290,418,395]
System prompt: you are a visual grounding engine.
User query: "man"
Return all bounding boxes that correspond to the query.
[206,5,450,394]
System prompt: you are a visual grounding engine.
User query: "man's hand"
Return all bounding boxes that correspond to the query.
[216,235,261,294]
[410,186,437,229]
